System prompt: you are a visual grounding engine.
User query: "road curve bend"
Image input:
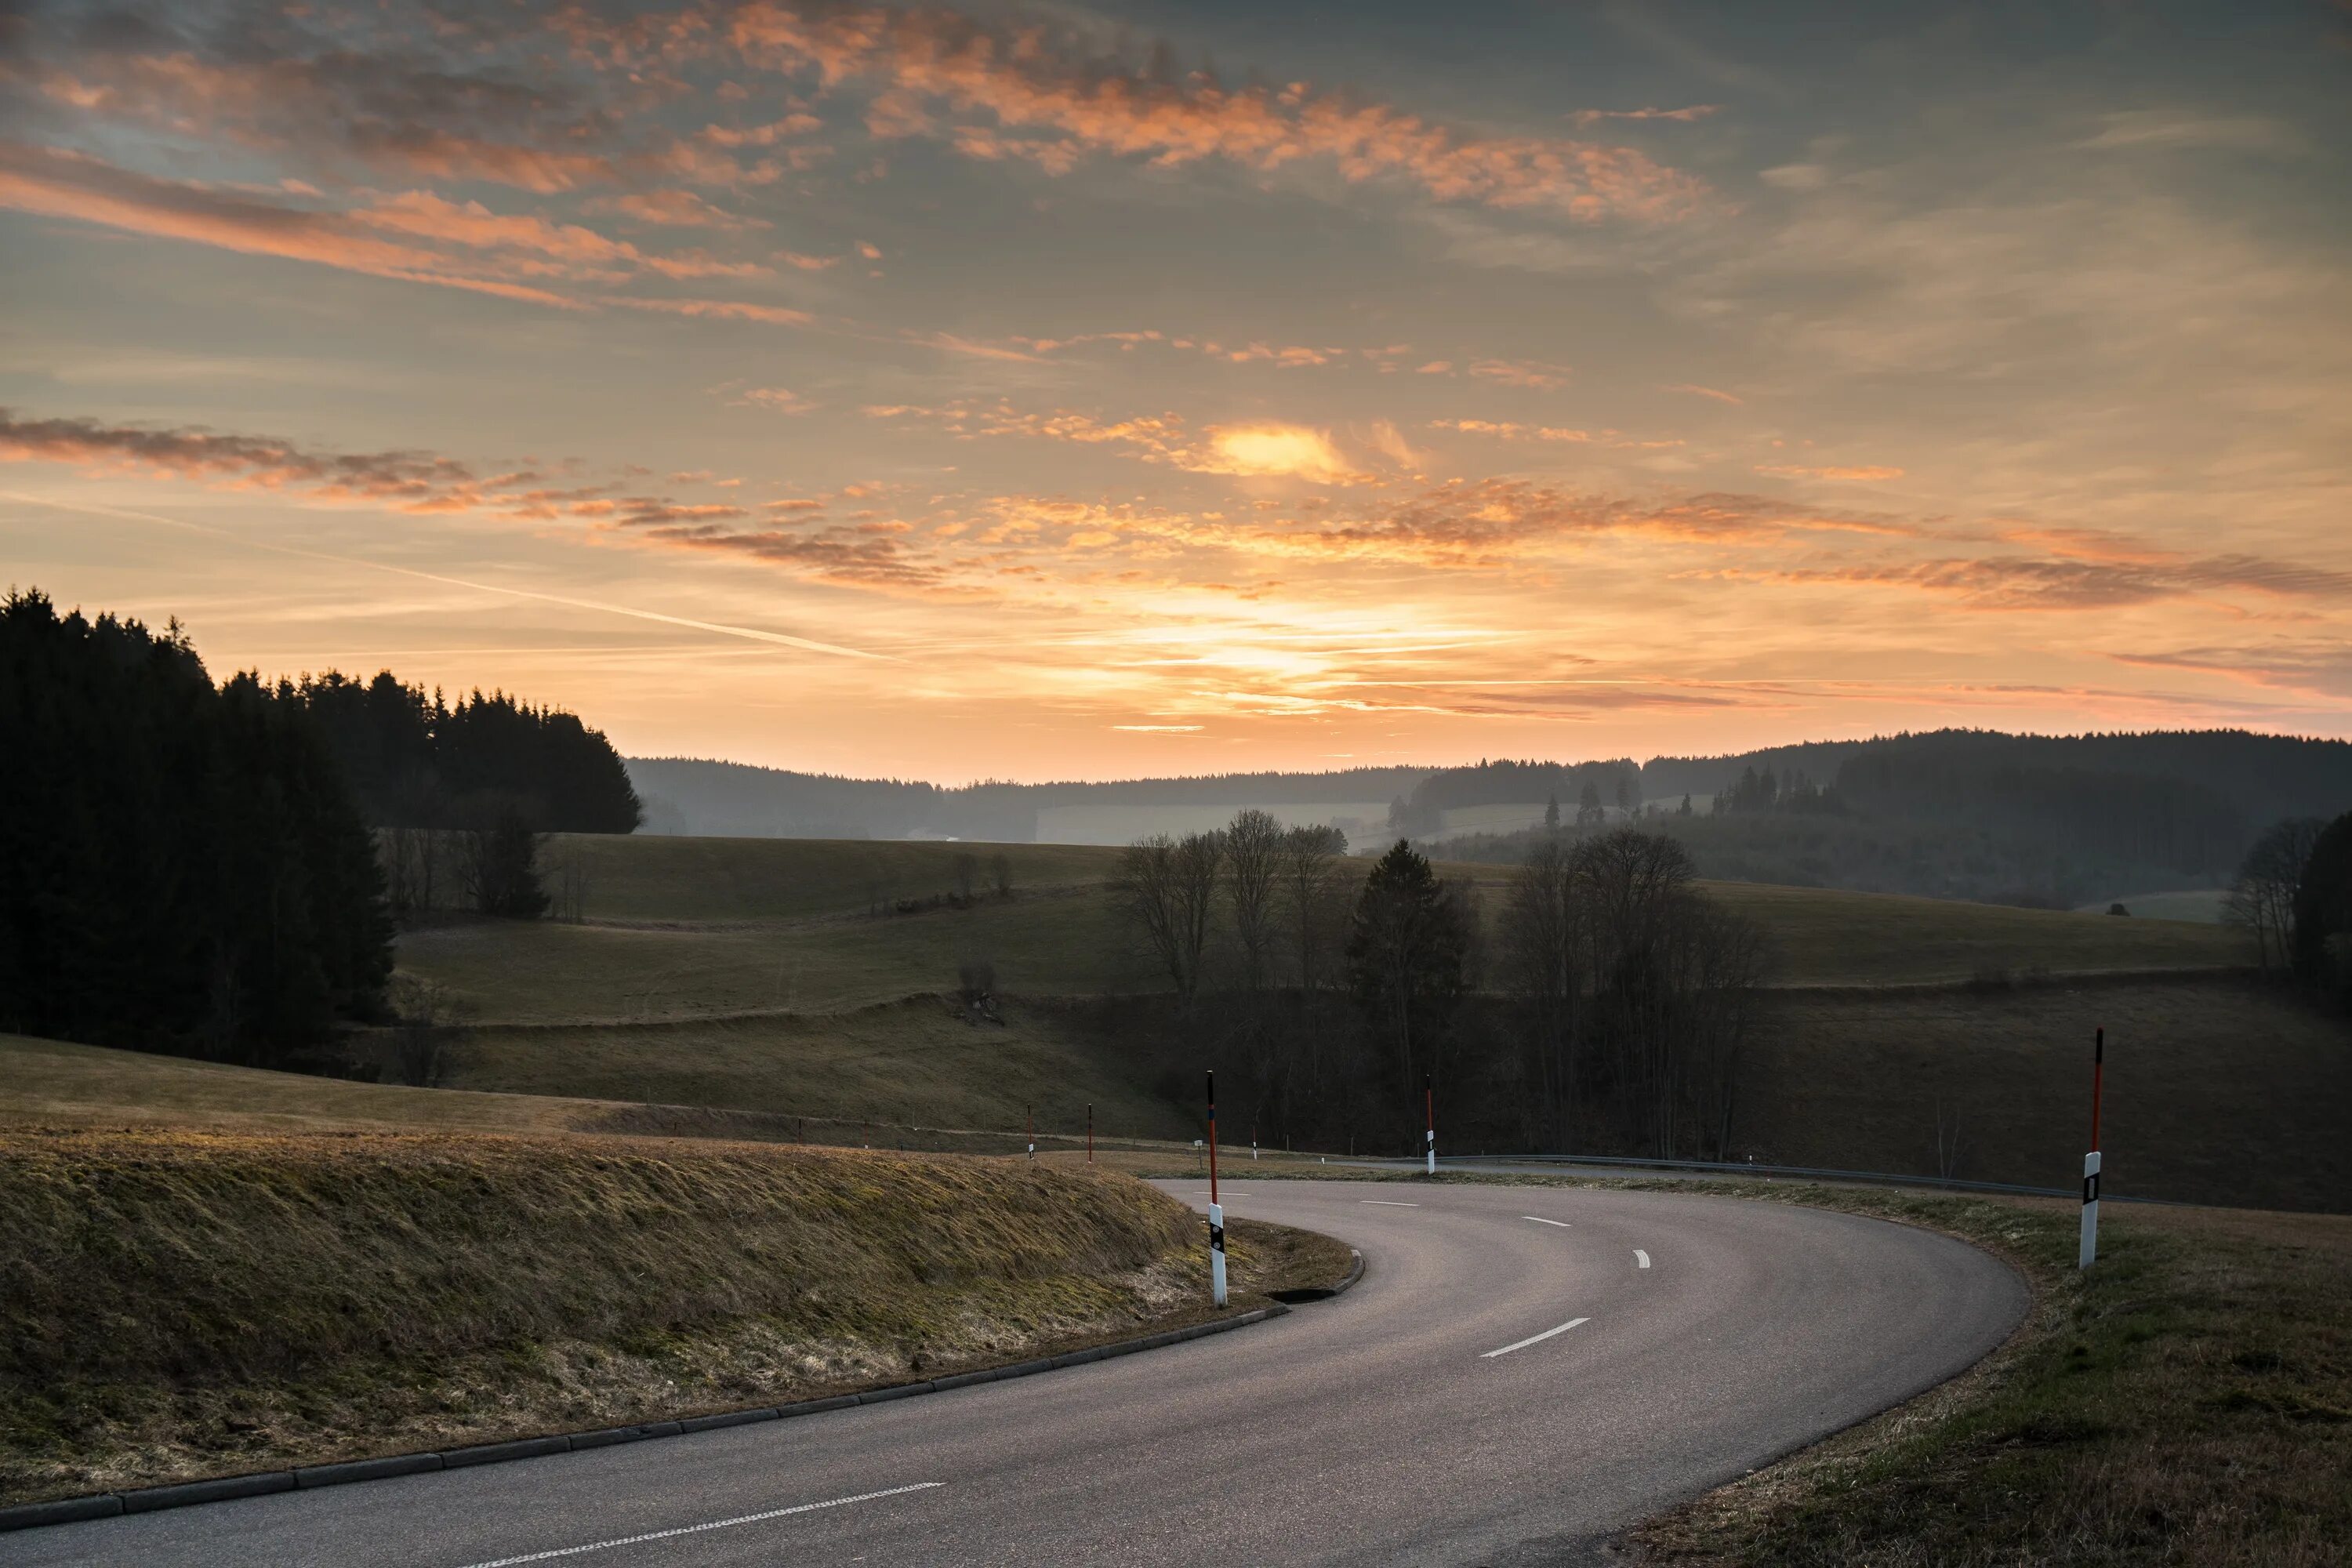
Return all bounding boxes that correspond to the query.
[6,1181,2025,1567]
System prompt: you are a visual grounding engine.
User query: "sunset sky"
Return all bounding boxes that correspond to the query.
[4,0,2348,781]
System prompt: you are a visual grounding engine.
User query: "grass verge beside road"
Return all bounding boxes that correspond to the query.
[0,1129,1337,1505]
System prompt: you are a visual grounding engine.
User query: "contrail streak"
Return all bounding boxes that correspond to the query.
[0,490,895,661]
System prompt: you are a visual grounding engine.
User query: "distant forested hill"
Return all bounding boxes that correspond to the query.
[630,731,2352,909]
[1449,729,2352,906]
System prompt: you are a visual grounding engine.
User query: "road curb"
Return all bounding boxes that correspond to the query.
[0,1302,1298,1534]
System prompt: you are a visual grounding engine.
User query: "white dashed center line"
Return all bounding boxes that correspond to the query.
[1635,1249,1651,1269]
[1521,1216,1573,1228]
[456,1482,947,1567]
[1359,1200,1420,1207]
[1481,1318,1590,1359]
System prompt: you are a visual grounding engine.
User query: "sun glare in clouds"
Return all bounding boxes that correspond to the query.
[1205,425,1361,483]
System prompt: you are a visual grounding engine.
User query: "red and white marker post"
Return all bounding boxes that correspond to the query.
[1086,1102,1094,1165]
[1425,1073,1436,1177]
[1207,1069,1227,1307]
[2078,1027,2104,1269]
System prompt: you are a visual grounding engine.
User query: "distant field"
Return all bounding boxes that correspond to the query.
[544,833,1121,923]
[400,885,1160,1022]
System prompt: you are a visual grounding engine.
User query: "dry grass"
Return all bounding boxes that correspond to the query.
[0,1127,1329,1504]
[0,1033,597,1135]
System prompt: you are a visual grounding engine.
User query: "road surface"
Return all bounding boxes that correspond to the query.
[6,1181,2025,1566]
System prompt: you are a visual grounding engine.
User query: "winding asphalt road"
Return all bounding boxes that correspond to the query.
[5,1181,2024,1567]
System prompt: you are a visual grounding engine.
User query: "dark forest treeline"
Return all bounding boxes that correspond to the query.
[0,591,392,1065]
[281,670,640,834]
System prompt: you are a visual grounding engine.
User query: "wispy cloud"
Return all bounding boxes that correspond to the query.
[2076,111,2307,157]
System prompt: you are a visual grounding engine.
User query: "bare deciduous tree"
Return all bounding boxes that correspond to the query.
[1504,839,1580,1147]
[1498,827,1769,1160]
[1117,831,1224,998]
[1279,825,1349,993]
[1224,808,1286,990]
[2224,817,2325,977]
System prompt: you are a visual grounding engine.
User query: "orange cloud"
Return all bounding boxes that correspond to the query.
[1755,463,1905,481]
[1468,358,1571,390]
[1755,553,2352,609]
[1430,419,1592,443]
[0,143,582,307]
[720,2,1707,221]
[586,191,768,229]
[1203,425,1361,482]
[0,144,818,323]
[604,296,815,326]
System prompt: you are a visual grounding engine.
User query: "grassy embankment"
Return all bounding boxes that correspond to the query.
[0,1126,1343,1505]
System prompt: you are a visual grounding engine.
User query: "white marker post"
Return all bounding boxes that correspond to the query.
[1424,1073,1436,1177]
[1207,1070,1227,1307]
[2079,1027,2104,1269]
[1026,1105,1035,1162]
